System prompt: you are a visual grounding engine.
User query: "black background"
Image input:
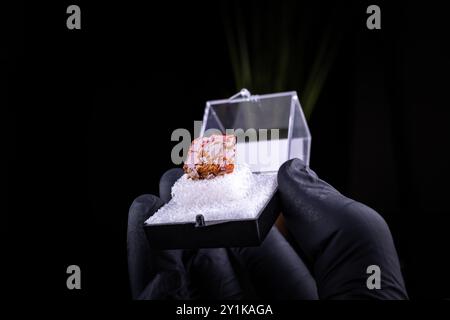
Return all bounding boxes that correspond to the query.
[6,0,450,300]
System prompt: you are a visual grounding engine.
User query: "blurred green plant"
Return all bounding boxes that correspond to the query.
[222,1,340,119]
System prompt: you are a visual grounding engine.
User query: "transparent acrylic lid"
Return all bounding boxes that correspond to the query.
[200,89,311,173]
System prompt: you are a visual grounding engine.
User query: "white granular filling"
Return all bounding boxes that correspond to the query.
[145,165,277,225]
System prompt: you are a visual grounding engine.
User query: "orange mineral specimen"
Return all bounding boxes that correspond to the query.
[183,134,236,180]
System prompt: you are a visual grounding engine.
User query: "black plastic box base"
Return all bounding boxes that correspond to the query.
[144,189,280,250]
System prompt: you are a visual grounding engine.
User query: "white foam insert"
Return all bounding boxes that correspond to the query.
[235,138,305,172]
[145,165,277,225]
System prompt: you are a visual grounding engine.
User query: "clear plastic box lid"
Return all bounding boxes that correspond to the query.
[201,89,311,173]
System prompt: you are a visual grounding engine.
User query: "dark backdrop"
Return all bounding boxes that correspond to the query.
[6,1,450,299]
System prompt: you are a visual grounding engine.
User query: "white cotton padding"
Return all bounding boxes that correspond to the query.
[171,164,253,206]
[145,165,277,225]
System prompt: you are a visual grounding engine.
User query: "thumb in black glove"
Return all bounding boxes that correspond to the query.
[277,158,408,299]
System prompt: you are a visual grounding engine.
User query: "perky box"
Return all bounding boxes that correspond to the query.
[144,89,311,249]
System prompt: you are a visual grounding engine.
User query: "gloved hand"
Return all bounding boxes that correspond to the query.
[127,159,408,299]
[275,158,408,299]
[127,169,243,300]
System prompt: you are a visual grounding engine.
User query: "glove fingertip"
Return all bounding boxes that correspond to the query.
[129,194,164,227]
[277,158,311,188]
[159,168,184,203]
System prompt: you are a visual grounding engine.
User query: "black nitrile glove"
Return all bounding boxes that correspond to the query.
[276,158,408,299]
[127,169,243,300]
[127,194,194,299]
[128,159,408,299]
